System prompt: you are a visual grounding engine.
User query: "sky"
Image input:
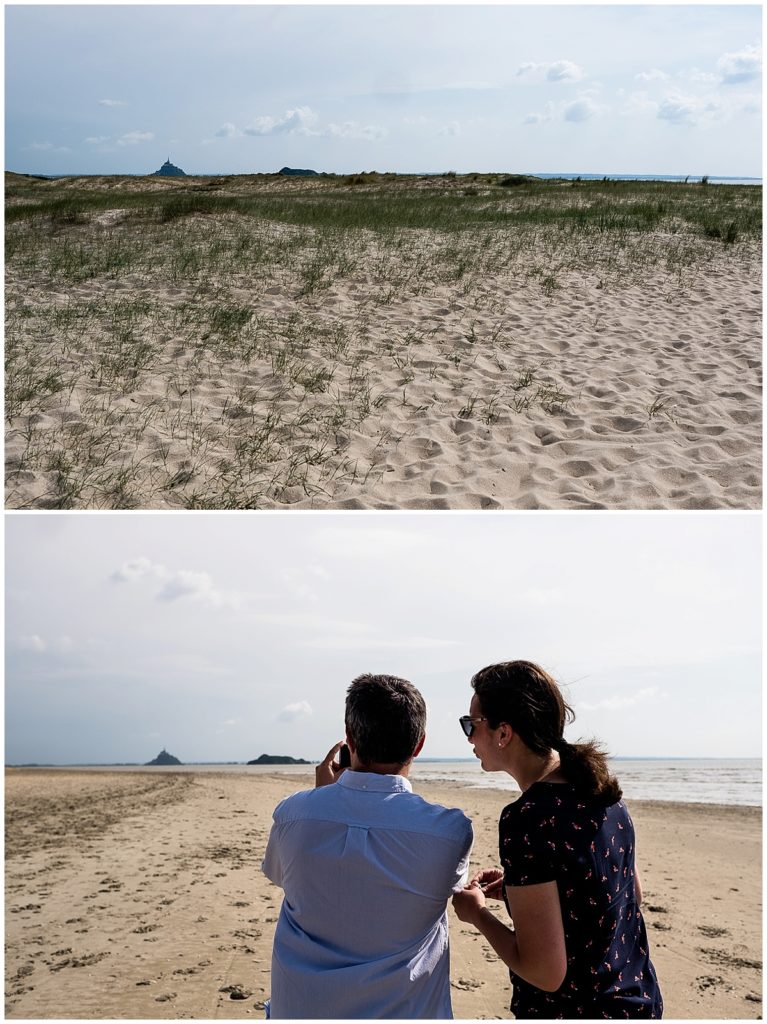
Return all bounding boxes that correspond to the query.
[4,512,761,765]
[4,4,762,177]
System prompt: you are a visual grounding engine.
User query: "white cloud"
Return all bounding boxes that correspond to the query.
[326,121,387,141]
[85,135,111,145]
[437,121,461,137]
[111,557,242,609]
[517,60,584,83]
[111,556,164,583]
[276,700,313,723]
[215,122,241,139]
[18,634,47,652]
[635,69,670,84]
[116,130,154,146]
[525,93,603,125]
[23,141,70,152]
[99,99,127,108]
[244,106,319,137]
[563,98,599,123]
[235,107,385,142]
[657,93,721,126]
[717,45,761,85]
[739,93,762,115]
[157,569,223,606]
[678,68,718,86]
[580,686,664,712]
[547,60,584,83]
[524,103,555,125]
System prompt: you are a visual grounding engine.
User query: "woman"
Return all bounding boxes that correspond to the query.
[452,660,662,1019]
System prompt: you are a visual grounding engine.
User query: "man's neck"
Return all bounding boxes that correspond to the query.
[351,761,411,778]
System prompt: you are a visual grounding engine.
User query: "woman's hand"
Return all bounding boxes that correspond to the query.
[470,867,505,900]
[314,741,347,788]
[452,881,486,925]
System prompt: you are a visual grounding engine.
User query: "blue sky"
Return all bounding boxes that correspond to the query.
[5,4,762,176]
[5,513,761,764]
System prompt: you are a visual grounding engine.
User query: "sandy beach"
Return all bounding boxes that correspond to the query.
[5,173,762,510]
[4,768,761,1019]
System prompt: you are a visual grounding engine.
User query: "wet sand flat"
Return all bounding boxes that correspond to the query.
[5,769,762,1019]
[5,173,762,510]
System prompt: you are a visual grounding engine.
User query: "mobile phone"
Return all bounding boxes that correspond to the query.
[338,743,351,768]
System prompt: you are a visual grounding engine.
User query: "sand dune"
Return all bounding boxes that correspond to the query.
[5,769,762,1019]
[5,174,761,509]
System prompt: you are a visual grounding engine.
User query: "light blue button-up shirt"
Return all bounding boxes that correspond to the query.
[262,770,473,1019]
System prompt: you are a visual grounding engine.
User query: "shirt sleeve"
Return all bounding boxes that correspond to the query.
[261,803,285,887]
[450,816,474,893]
[500,799,557,888]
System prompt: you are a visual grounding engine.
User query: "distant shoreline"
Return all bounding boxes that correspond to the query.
[6,758,761,808]
[5,755,759,767]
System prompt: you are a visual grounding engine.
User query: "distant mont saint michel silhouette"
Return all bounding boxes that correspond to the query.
[151,158,186,177]
[145,748,183,765]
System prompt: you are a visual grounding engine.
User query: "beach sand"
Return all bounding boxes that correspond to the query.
[5,174,762,510]
[4,769,762,1019]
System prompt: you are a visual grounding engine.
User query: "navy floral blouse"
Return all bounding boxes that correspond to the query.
[499,782,663,1019]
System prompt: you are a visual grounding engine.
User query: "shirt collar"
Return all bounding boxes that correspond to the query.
[338,770,413,794]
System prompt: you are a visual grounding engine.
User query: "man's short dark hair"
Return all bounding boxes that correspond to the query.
[345,674,426,766]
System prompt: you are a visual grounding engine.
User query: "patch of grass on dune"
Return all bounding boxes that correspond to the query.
[6,174,761,243]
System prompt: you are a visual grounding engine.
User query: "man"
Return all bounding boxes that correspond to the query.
[262,673,473,1019]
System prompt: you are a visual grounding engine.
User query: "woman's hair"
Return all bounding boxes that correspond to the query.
[345,673,426,766]
[471,660,622,805]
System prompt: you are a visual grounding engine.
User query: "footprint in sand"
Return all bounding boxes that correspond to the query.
[697,925,730,939]
[219,984,253,1000]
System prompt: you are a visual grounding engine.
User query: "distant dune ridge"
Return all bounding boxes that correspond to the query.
[4,171,761,509]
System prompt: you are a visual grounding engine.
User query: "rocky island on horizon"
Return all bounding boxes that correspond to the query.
[247,754,310,765]
[145,748,183,766]
[151,158,186,177]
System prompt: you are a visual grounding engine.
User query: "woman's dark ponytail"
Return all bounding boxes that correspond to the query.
[555,737,622,805]
[472,661,622,806]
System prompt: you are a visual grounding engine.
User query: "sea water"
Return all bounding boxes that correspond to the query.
[410,758,762,807]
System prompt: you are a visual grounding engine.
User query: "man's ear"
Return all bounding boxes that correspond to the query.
[346,734,355,754]
[413,734,426,759]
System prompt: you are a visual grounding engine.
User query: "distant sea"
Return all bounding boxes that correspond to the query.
[28,172,763,187]
[16,758,761,807]
[530,173,761,187]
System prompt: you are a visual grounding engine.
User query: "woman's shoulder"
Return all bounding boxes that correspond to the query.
[500,782,570,821]
[501,783,628,822]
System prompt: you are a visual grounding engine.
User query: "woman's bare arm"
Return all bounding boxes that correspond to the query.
[453,881,567,992]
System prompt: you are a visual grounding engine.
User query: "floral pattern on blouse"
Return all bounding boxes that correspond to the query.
[499,782,663,1019]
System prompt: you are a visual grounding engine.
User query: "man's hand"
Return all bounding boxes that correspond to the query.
[315,741,347,788]
[452,880,486,925]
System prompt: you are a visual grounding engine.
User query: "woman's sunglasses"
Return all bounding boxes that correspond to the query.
[458,715,488,738]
